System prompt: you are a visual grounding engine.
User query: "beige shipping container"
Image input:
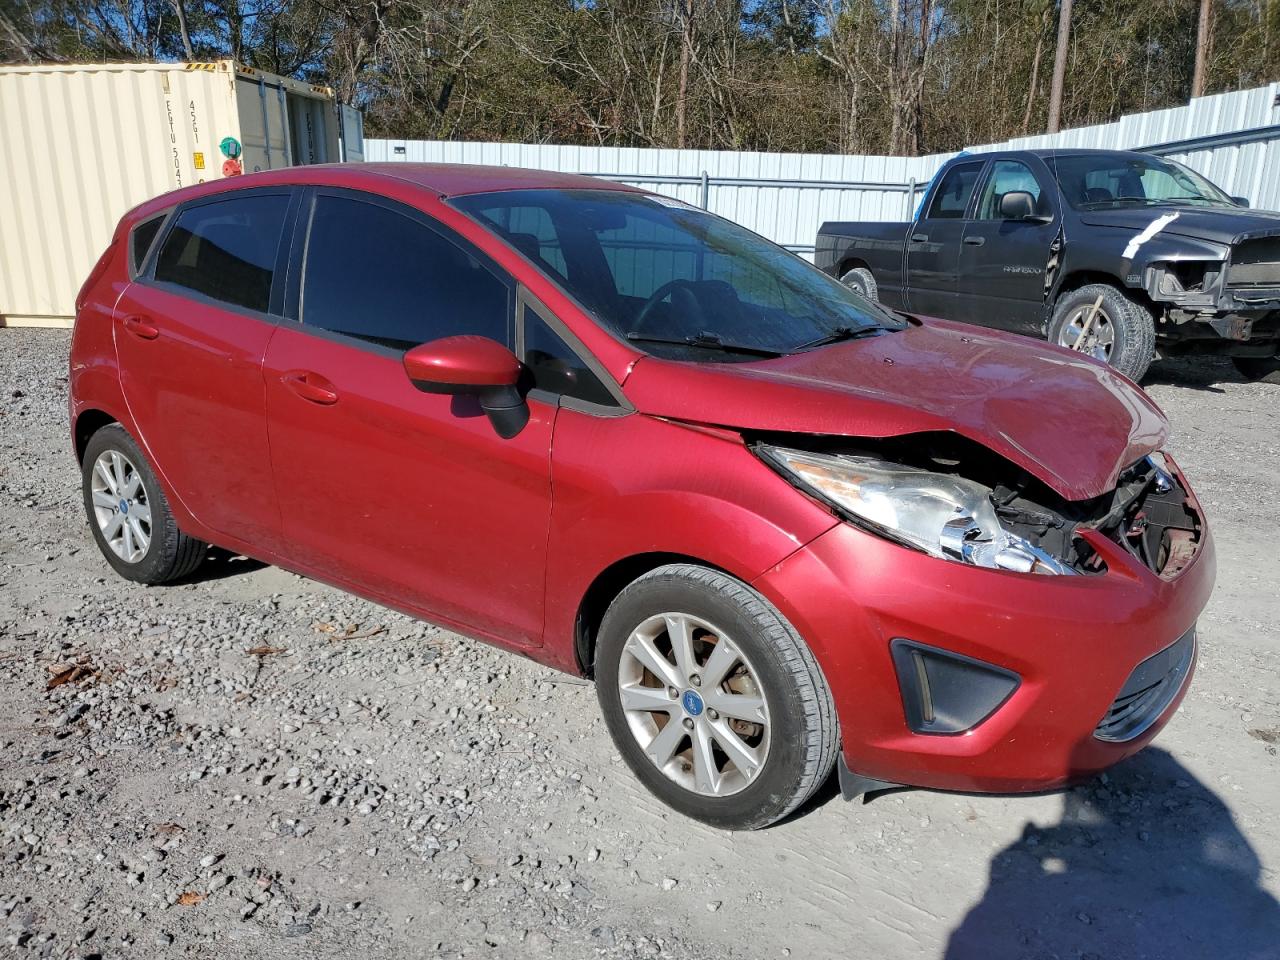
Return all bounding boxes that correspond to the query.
[0,60,362,327]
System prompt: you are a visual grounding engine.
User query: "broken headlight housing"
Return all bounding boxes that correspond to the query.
[758,446,1075,575]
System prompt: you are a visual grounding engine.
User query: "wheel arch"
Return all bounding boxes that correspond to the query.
[573,552,733,679]
[73,408,120,463]
[1052,270,1157,314]
[837,257,873,278]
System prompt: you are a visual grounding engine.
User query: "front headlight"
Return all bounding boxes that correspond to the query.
[758,445,1075,575]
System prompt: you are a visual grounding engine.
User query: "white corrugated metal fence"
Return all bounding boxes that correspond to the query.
[367,82,1280,257]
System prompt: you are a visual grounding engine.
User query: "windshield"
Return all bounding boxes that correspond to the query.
[451,189,904,362]
[1052,154,1236,210]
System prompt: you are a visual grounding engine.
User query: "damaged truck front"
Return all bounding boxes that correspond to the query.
[815,148,1280,383]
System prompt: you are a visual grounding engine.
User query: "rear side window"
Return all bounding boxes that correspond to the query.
[302,195,510,352]
[130,216,164,276]
[153,194,289,313]
[523,306,616,407]
[927,162,985,220]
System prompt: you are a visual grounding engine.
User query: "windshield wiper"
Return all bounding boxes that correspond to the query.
[625,331,783,358]
[793,324,883,351]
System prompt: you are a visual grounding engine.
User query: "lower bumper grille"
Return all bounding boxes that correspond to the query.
[1095,627,1196,743]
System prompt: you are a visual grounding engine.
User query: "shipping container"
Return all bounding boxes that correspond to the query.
[0,59,364,327]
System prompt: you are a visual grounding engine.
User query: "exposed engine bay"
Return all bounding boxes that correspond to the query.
[753,431,1204,578]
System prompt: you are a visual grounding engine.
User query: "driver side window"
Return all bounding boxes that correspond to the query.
[976,160,1045,220]
[301,193,512,352]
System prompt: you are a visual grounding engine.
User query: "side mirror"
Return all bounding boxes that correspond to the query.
[1232,195,1250,208]
[404,336,528,438]
[1000,191,1037,220]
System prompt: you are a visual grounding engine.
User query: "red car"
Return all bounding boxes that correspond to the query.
[70,164,1215,829]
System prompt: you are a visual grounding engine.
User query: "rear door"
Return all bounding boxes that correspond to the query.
[114,188,297,552]
[954,158,1060,332]
[905,159,986,319]
[262,188,556,646]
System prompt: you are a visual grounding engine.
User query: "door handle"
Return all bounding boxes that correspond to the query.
[121,315,159,340]
[282,371,339,406]
[963,236,986,246]
[910,233,929,243]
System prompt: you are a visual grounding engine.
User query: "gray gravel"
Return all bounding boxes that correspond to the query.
[1,328,1278,959]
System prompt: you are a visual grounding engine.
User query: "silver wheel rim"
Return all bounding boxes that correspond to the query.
[1058,306,1116,361]
[90,450,152,564]
[617,612,771,798]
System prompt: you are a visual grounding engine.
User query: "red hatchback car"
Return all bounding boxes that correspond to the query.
[70,164,1215,829]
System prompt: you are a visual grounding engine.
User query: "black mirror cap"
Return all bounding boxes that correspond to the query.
[1000,191,1037,220]
[1232,195,1251,208]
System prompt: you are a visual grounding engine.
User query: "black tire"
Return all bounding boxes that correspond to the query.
[840,266,879,302]
[595,564,838,830]
[81,424,205,584]
[1048,283,1156,382]
[1233,355,1280,384]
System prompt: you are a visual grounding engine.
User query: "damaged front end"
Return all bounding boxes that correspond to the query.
[1141,233,1280,354]
[754,432,1205,580]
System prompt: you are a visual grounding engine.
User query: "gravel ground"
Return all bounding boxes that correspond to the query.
[1,327,1278,960]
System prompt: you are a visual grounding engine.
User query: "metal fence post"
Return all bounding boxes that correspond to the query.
[700,171,710,209]
[906,178,916,218]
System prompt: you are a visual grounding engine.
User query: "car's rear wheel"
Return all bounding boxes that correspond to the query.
[595,564,838,830]
[840,266,879,303]
[1233,355,1280,384]
[1049,283,1156,382]
[82,424,205,584]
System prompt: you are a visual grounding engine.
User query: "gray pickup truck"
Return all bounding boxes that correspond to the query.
[815,148,1280,381]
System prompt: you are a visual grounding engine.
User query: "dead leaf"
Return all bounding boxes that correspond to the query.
[46,663,94,690]
[312,621,337,634]
[329,625,386,643]
[176,891,204,906]
[245,645,286,657]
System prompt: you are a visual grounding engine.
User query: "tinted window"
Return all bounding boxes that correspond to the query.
[927,162,984,219]
[523,307,615,406]
[302,195,510,351]
[153,194,289,312]
[976,160,1045,219]
[454,190,903,363]
[130,216,164,275]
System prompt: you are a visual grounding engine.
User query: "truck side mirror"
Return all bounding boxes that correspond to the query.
[1000,191,1037,220]
[1232,195,1250,208]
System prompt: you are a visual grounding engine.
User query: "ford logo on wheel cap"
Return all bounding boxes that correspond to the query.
[681,690,704,717]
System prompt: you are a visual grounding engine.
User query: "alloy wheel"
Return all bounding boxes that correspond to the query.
[616,612,771,797]
[90,449,152,563]
[1058,305,1116,361]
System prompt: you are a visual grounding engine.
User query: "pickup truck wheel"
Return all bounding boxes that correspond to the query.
[1049,284,1155,382]
[1232,356,1280,384]
[840,266,879,303]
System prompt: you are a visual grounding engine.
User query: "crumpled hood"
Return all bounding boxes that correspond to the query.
[1079,205,1280,245]
[623,318,1169,501]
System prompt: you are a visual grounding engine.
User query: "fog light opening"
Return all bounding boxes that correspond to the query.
[891,640,1020,735]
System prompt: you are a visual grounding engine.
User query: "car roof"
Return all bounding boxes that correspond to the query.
[359,162,642,197]
[1022,148,1158,161]
[124,161,643,223]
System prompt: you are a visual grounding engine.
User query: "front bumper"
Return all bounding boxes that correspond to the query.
[752,514,1216,794]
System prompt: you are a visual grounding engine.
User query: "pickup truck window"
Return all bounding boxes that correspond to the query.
[926,161,985,220]
[976,160,1045,219]
[456,189,905,363]
[1052,154,1236,209]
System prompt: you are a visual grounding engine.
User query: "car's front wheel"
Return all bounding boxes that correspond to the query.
[81,424,206,584]
[595,564,838,830]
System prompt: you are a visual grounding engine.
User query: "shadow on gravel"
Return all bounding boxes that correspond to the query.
[1142,356,1246,393]
[944,746,1280,959]
[172,546,267,583]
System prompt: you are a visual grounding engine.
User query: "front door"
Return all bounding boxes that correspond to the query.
[114,189,295,552]
[955,159,1060,333]
[263,189,555,647]
[906,159,987,319]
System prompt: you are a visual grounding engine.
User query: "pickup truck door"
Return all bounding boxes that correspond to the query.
[905,159,987,319]
[954,159,1060,333]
